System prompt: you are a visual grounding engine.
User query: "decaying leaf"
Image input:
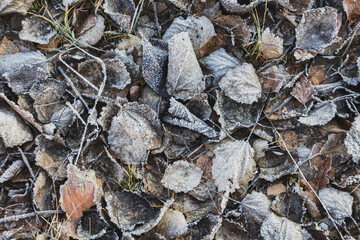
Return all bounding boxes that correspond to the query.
[219,0,261,14]
[60,164,102,220]
[277,130,298,150]
[290,75,314,105]
[156,209,188,239]
[19,16,56,44]
[186,94,212,121]
[163,16,216,51]
[260,213,303,240]
[0,160,24,183]
[205,48,241,81]
[0,36,19,56]
[0,0,35,15]
[166,32,204,100]
[259,65,291,93]
[318,187,353,220]
[278,0,310,13]
[299,101,337,126]
[142,37,168,97]
[339,54,360,86]
[271,193,304,223]
[161,160,203,193]
[219,63,261,104]
[33,171,54,211]
[103,0,134,31]
[345,115,360,163]
[212,140,256,193]
[294,7,339,61]
[182,214,222,239]
[343,0,360,23]
[163,98,219,138]
[259,28,284,59]
[108,102,163,164]
[214,91,261,133]
[240,192,272,224]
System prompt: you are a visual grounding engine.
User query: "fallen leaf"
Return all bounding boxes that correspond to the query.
[0,160,24,183]
[299,101,337,126]
[205,48,241,81]
[240,192,272,224]
[343,0,360,23]
[19,16,56,44]
[0,36,19,56]
[277,130,298,150]
[344,115,360,163]
[290,75,314,105]
[156,209,188,239]
[260,213,303,240]
[60,164,102,220]
[318,187,353,220]
[309,156,331,191]
[259,28,284,59]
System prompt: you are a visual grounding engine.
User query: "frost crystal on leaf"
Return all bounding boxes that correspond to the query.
[163,98,219,138]
[205,48,241,81]
[240,192,272,224]
[108,102,163,164]
[163,16,216,50]
[219,63,261,104]
[166,32,204,100]
[212,140,256,193]
[142,37,168,97]
[261,213,303,240]
[156,209,188,238]
[161,160,203,193]
[319,187,353,220]
[299,101,336,126]
[259,28,284,59]
[19,16,56,44]
[345,115,360,163]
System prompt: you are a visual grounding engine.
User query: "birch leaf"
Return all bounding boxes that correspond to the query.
[205,48,241,80]
[261,213,303,240]
[345,115,360,163]
[240,192,272,224]
[219,63,261,104]
[163,98,219,138]
[212,140,256,193]
[319,187,353,220]
[299,101,337,126]
[166,32,204,100]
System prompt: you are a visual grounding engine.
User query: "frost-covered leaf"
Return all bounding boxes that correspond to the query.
[50,100,83,136]
[278,0,310,13]
[166,32,204,100]
[163,98,219,138]
[214,91,261,133]
[33,171,55,211]
[19,16,56,44]
[60,164,102,220]
[78,15,105,46]
[259,28,284,59]
[163,16,216,51]
[290,75,314,105]
[260,213,303,240]
[161,160,203,193]
[294,7,339,61]
[219,0,262,14]
[240,192,272,224]
[186,94,212,121]
[0,160,24,183]
[0,0,35,15]
[35,134,70,180]
[212,140,256,193]
[205,48,241,80]
[345,115,360,163]
[319,187,353,220]
[299,101,336,126]
[0,102,33,148]
[108,102,163,164]
[183,214,222,239]
[259,65,291,93]
[156,209,188,238]
[76,212,111,240]
[103,0,134,31]
[339,54,360,86]
[142,37,168,97]
[219,63,261,104]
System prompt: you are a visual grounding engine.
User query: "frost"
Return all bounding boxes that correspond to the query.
[299,101,337,126]
[345,115,360,163]
[0,160,24,183]
[339,54,360,86]
[161,160,203,193]
[142,37,168,97]
[163,16,216,50]
[261,213,303,240]
[19,16,56,44]
[219,63,261,104]
[33,171,54,211]
[156,209,188,238]
[294,7,339,61]
[0,104,33,148]
[163,98,219,138]
[212,140,256,193]
[259,28,284,59]
[319,187,353,220]
[103,0,134,31]
[240,192,272,224]
[108,102,163,164]
[219,0,262,14]
[0,0,34,15]
[166,32,204,100]
[205,48,241,81]
[78,15,105,46]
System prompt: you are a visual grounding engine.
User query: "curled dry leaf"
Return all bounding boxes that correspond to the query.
[60,164,102,220]
[163,98,219,138]
[166,32,204,100]
[219,63,261,104]
[345,115,360,163]
[294,7,339,61]
[0,160,24,183]
[212,140,256,193]
[161,160,203,193]
[33,171,54,211]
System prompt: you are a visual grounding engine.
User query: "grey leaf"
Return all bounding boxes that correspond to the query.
[345,115,360,163]
[299,101,337,126]
[261,213,303,240]
[205,48,241,81]
[240,192,272,224]
[319,187,353,220]
[0,160,24,183]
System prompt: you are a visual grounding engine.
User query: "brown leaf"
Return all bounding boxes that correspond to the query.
[0,36,19,56]
[308,65,328,85]
[198,33,226,55]
[195,155,212,175]
[310,156,331,191]
[290,75,314,105]
[60,165,102,220]
[343,0,360,24]
[278,130,298,150]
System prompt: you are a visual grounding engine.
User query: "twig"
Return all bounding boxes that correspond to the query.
[18,147,36,181]
[65,101,86,125]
